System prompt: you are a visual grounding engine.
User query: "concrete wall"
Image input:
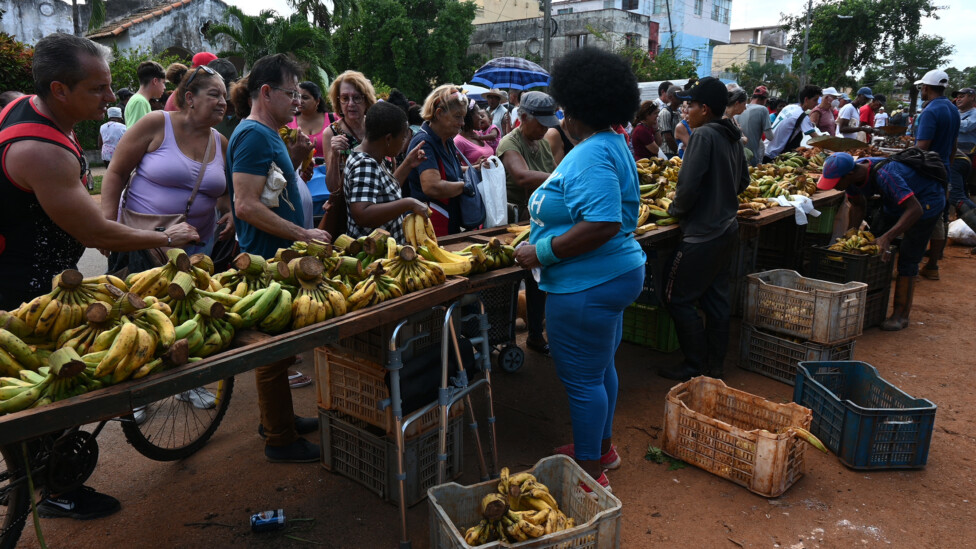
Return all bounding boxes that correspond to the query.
[470,9,651,63]
[1,0,80,44]
[90,0,233,57]
[474,0,542,25]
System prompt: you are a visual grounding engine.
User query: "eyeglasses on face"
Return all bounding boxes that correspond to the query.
[185,65,217,89]
[272,86,302,101]
[339,94,365,105]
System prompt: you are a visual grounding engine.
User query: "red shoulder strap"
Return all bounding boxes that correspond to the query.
[0,122,80,154]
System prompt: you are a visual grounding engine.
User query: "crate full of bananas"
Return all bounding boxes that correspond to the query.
[428,455,621,548]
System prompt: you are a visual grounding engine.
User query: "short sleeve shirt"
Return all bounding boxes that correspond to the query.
[630,122,657,161]
[846,158,946,220]
[527,132,645,293]
[657,107,679,157]
[99,121,126,160]
[766,106,815,158]
[343,151,405,242]
[496,127,556,212]
[227,119,306,259]
[837,103,860,138]
[915,96,961,168]
[859,104,875,127]
[125,94,152,128]
[406,122,464,233]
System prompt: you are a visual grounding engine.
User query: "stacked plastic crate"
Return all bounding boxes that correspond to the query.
[621,252,680,353]
[801,246,895,329]
[739,270,865,385]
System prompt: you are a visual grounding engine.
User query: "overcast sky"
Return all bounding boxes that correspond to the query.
[234,0,976,71]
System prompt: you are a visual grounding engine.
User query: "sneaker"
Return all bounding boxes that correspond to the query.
[553,444,622,470]
[131,405,147,425]
[525,336,550,355]
[578,472,612,498]
[265,438,320,463]
[919,266,940,280]
[657,363,702,382]
[288,371,313,389]
[258,415,319,438]
[37,486,121,520]
[175,387,216,409]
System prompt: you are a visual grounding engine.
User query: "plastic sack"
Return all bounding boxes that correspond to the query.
[478,156,508,228]
[771,194,820,225]
[948,218,976,245]
[260,162,294,211]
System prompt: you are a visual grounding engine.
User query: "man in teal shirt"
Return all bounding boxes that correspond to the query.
[124,61,164,127]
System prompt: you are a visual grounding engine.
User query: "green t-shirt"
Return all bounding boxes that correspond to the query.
[495,127,555,213]
[124,94,151,128]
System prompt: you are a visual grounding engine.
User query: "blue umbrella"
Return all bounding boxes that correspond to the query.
[471,57,550,90]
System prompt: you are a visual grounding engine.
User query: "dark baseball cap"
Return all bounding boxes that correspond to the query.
[817,152,856,190]
[676,77,727,116]
[952,87,975,98]
[753,85,769,98]
[519,91,559,127]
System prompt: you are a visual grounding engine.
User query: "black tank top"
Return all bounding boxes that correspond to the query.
[0,96,87,308]
[556,124,575,155]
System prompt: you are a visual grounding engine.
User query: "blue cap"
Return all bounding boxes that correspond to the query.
[856,87,873,99]
[817,153,856,190]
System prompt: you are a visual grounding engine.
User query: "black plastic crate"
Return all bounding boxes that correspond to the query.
[756,219,807,271]
[738,324,856,386]
[461,277,520,347]
[802,246,894,293]
[863,288,891,329]
[730,232,760,317]
[330,307,444,365]
[635,252,663,307]
[320,409,463,506]
[794,361,936,469]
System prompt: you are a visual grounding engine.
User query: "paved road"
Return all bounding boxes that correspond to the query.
[78,247,108,277]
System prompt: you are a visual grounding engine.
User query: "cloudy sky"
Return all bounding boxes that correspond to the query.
[235,0,976,70]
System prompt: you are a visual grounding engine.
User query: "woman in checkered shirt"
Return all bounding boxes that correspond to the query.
[343,102,429,241]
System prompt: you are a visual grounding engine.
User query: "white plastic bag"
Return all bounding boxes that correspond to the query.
[948,218,976,245]
[261,162,294,211]
[478,156,508,228]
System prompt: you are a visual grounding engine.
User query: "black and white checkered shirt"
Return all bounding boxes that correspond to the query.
[343,151,405,243]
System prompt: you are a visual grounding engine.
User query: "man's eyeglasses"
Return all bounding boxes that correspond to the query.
[184,65,217,89]
[272,86,302,101]
[339,94,365,105]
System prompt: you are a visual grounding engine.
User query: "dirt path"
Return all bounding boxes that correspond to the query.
[15,246,976,548]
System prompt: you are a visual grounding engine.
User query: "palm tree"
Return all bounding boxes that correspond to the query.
[72,0,106,35]
[288,0,359,29]
[204,7,334,78]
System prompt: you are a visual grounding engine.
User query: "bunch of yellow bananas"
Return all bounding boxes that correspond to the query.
[463,467,577,545]
[0,328,41,376]
[402,212,437,249]
[278,126,315,172]
[453,237,516,275]
[827,228,880,255]
[347,262,403,311]
[380,245,446,292]
[8,270,128,341]
[288,256,349,329]
[215,253,274,297]
[127,249,219,300]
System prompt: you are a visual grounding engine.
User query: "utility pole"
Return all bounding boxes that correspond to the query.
[543,0,552,71]
[800,0,812,88]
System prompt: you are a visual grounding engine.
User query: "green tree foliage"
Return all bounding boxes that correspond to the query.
[0,33,33,94]
[620,47,697,82]
[727,61,800,100]
[288,0,359,30]
[944,66,976,89]
[782,0,938,86]
[890,35,953,116]
[205,7,333,88]
[332,0,478,100]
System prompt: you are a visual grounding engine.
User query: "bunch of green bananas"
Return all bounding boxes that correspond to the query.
[174,312,235,358]
[774,152,808,169]
[228,281,292,333]
[0,348,103,414]
[456,237,516,275]
[215,253,274,297]
[827,228,880,255]
[0,328,41,376]
[379,245,446,293]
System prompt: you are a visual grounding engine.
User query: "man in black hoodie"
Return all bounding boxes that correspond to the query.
[659,77,750,381]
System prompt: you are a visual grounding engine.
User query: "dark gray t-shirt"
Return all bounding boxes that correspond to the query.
[737,104,772,166]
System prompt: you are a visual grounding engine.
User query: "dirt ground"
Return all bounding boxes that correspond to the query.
[14,245,976,548]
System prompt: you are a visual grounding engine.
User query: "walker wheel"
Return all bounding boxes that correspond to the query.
[497,345,524,373]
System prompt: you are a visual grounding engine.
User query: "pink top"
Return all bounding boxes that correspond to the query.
[164,93,179,112]
[479,125,501,152]
[121,111,225,246]
[287,115,329,158]
[454,134,495,164]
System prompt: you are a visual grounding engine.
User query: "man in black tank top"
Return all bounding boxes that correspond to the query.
[0,33,200,522]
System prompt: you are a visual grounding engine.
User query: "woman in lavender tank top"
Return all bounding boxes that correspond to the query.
[101,65,233,261]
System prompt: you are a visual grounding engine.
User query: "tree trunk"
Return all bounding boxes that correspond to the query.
[72,0,81,36]
[908,86,919,118]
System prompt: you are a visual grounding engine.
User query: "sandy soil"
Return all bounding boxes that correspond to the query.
[14,245,976,548]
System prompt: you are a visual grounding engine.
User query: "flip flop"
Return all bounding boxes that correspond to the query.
[288,371,312,388]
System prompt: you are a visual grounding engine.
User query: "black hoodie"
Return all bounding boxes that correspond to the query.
[668,118,750,242]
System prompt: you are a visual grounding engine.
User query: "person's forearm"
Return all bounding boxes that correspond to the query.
[512,169,550,190]
[422,179,465,200]
[550,221,620,260]
[216,193,231,215]
[235,197,309,241]
[351,200,412,228]
[393,162,412,185]
[664,134,678,151]
[848,198,866,229]
[81,220,170,251]
[100,173,126,221]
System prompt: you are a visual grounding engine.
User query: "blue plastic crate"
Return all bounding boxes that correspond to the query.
[794,361,936,469]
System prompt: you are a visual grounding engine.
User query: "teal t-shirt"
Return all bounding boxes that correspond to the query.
[227,120,305,259]
[124,94,151,128]
[528,132,646,293]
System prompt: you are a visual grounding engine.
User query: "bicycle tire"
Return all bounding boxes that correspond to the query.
[0,444,30,549]
[121,377,234,461]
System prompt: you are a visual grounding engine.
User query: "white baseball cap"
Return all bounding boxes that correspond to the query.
[821,87,840,97]
[107,107,122,119]
[915,69,950,87]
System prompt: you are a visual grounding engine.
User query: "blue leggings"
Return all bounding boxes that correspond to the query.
[546,265,644,461]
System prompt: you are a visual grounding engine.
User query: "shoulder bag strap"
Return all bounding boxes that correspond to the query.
[120,128,214,215]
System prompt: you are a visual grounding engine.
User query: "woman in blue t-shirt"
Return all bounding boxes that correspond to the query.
[513,47,646,494]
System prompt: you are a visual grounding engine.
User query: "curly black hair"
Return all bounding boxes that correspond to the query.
[549,47,639,129]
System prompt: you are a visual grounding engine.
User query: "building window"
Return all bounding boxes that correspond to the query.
[694,0,703,16]
[748,48,754,62]
[690,49,699,64]
[623,0,639,10]
[557,7,573,14]
[625,33,638,47]
[652,0,670,15]
[570,34,588,49]
[649,39,657,54]
[488,42,504,58]
[712,0,731,24]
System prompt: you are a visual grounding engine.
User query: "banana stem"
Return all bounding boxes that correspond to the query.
[189,253,215,275]
[166,248,192,272]
[56,269,84,290]
[233,253,267,276]
[332,233,355,251]
[168,271,196,301]
[85,302,110,324]
[305,239,332,258]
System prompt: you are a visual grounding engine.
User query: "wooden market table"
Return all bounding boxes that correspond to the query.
[0,268,526,447]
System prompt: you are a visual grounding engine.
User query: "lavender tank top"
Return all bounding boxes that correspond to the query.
[121,111,225,242]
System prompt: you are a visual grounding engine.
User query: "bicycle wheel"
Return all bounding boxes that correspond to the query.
[0,444,30,549]
[121,377,234,461]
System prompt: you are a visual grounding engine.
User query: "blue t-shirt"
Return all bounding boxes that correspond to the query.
[915,96,960,168]
[846,157,945,220]
[528,132,646,294]
[226,119,306,259]
[406,122,464,233]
